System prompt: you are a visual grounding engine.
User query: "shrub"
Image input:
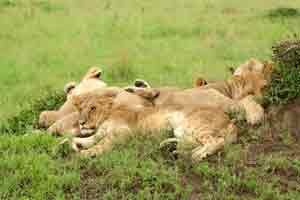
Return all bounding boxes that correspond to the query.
[263,37,300,106]
[272,38,300,68]
[0,90,65,135]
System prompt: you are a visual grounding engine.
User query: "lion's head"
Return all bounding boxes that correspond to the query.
[66,66,107,98]
[233,59,274,82]
[72,87,158,136]
[228,59,274,99]
[71,89,119,136]
[243,71,268,97]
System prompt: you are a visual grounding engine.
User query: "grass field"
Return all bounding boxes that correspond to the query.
[1,0,300,199]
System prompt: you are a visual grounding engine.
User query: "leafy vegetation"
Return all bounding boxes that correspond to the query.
[264,38,300,105]
[0,89,65,135]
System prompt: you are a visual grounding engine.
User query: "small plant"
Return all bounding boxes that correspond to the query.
[267,7,300,19]
[272,38,300,68]
[0,89,65,135]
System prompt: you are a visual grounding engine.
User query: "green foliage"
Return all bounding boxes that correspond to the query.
[264,38,300,106]
[272,38,300,68]
[0,90,65,135]
[267,8,300,19]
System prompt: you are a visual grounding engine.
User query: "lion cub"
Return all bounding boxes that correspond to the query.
[39,67,107,136]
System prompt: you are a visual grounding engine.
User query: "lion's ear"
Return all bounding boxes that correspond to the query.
[194,77,208,87]
[64,81,77,94]
[134,79,151,88]
[228,67,235,75]
[82,67,103,80]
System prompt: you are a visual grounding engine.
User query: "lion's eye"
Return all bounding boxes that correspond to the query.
[90,106,96,111]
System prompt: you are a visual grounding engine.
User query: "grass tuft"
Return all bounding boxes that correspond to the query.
[267,7,300,19]
[0,89,65,135]
[106,50,137,82]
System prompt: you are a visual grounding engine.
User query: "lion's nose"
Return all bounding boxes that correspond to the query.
[79,120,86,126]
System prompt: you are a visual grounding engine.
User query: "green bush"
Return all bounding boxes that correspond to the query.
[264,38,300,106]
[0,90,65,135]
[267,8,300,19]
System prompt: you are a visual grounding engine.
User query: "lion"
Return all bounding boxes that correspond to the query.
[39,67,107,136]
[68,88,237,162]
[126,59,272,123]
[67,59,273,161]
[128,66,272,125]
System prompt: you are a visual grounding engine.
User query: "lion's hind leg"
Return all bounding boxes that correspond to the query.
[191,136,225,162]
[191,124,237,162]
[166,109,238,162]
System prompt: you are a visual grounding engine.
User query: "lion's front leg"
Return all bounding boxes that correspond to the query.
[238,95,264,125]
[124,87,160,101]
[79,133,116,156]
[71,126,109,151]
[76,120,131,156]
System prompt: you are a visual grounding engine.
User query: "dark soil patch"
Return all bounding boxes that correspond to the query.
[80,168,105,200]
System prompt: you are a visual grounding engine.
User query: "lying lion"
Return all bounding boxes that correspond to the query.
[39,67,107,136]
[68,59,273,162]
[40,69,208,137]
[68,88,237,162]
[127,59,273,125]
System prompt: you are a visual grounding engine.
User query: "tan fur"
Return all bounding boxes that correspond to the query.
[47,112,80,136]
[69,87,238,162]
[194,77,208,87]
[233,59,273,83]
[39,67,107,136]
[67,59,273,161]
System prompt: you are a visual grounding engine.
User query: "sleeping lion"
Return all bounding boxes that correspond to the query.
[69,88,237,162]
[68,59,273,161]
[39,67,107,136]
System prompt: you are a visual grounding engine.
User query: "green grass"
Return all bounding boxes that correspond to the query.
[1,0,300,199]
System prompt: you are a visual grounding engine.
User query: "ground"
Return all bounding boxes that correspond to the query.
[1,0,300,199]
